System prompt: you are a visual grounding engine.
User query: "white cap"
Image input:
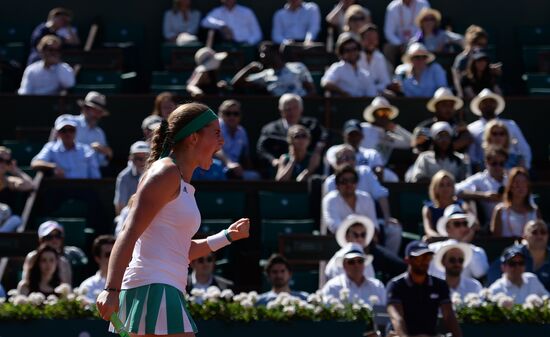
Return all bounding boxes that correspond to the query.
[38,220,64,239]
[130,141,150,154]
[430,121,453,138]
[54,114,77,131]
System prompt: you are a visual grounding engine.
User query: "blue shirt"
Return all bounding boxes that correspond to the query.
[220,120,250,163]
[398,62,448,97]
[192,158,226,181]
[114,164,140,208]
[272,2,321,43]
[32,139,101,179]
[74,114,109,167]
[522,245,550,291]
[0,283,5,298]
[256,290,309,306]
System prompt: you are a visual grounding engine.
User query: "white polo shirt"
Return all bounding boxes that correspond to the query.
[321,61,377,97]
[449,276,483,299]
[322,190,378,234]
[322,274,386,305]
[489,272,549,304]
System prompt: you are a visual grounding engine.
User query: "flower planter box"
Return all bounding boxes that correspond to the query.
[460,323,550,337]
[0,319,369,337]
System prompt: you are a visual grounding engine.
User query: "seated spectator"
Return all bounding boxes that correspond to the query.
[491,167,541,238]
[489,245,549,304]
[322,242,386,305]
[31,115,101,179]
[275,125,323,182]
[72,92,113,168]
[23,221,88,285]
[114,141,150,215]
[361,97,412,166]
[0,146,34,232]
[422,170,474,239]
[201,0,262,45]
[386,240,462,337]
[342,5,371,34]
[231,42,315,96]
[519,220,550,291]
[429,205,488,279]
[408,122,469,183]
[383,0,430,66]
[18,244,70,296]
[27,7,80,65]
[141,115,163,142]
[257,254,308,305]
[358,24,393,95]
[187,252,233,293]
[79,235,115,302]
[323,165,402,254]
[163,0,201,44]
[391,42,447,97]
[191,158,227,181]
[461,50,502,100]
[18,35,75,95]
[456,146,508,230]
[326,0,365,32]
[321,32,376,97]
[186,47,228,97]
[215,100,260,180]
[409,8,463,53]
[467,89,531,172]
[272,0,321,44]
[324,145,399,234]
[151,92,177,120]
[432,241,482,299]
[482,120,526,170]
[413,87,472,154]
[256,94,327,175]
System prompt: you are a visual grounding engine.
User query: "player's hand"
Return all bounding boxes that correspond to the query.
[96,290,120,321]
[227,218,250,241]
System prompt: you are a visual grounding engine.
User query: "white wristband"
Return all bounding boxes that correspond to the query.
[206,230,231,252]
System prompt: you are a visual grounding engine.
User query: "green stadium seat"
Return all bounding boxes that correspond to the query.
[310,71,324,94]
[0,23,31,43]
[73,70,136,94]
[150,71,190,93]
[102,23,145,45]
[261,219,316,257]
[195,191,246,219]
[522,46,550,73]
[396,189,429,234]
[259,191,311,219]
[0,43,26,64]
[198,219,233,235]
[523,73,550,95]
[290,269,319,293]
[50,198,89,218]
[517,25,550,46]
[1,140,44,166]
[162,42,202,69]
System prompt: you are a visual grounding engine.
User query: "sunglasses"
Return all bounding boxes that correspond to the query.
[223,111,241,117]
[337,155,355,162]
[337,177,358,185]
[422,16,437,22]
[197,256,214,264]
[488,160,505,167]
[43,233,63,241]
[447,257,464,265]
[345,258,365,265]
[375,109,393,118]
[292,133,309,139]
[451,220,469,228]
[342,46,359,53]
[411,55,429,60]
[506,260,525,267]
[531,230,548,236]
[434,133,451,141]
[491,131,507,137]
[0,158,12,164]
[350,231,367,239]
[58,128,76,134]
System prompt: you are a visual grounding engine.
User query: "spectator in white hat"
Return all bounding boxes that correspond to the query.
[114,141,150,215]
[31,114,100,179]
[407,121,469,183]
[322,242,386,305]
[73,91,112,167]
[432,240,482,299]
[390,42,447,97]
[429,204,488,279]
[360,97,412,166]
[22,220,88,286]
[141,115,163,142]
[321,32,376,97]
[186,47,228,97]
[413,87,472,154]
[467,89,531,172]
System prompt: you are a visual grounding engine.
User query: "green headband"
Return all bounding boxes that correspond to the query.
[160,108,218,158]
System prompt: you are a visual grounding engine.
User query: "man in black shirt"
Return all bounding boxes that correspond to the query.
[386,240,462,337]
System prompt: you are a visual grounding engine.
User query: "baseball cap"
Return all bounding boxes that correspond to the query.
[130,141,150,155]
[343,119,362,135]
[141,115,163,131]
[54,114,77,131]
[430,121,453,138]
[38,220,64,239]
[337,242,374,267]
[405,240,433,257]
[500,245,525,263]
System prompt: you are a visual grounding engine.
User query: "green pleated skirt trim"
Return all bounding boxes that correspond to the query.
[109,283,198,335]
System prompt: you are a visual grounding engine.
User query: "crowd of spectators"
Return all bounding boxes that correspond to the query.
[1,2,548,336]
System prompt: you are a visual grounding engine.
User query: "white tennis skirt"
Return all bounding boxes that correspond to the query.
[109,283,197,335]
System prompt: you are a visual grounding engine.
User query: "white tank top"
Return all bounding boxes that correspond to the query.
[500,207,537,238]
[122,180,201,293]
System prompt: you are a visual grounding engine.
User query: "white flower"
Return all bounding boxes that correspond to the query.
[307,293,322,304]
[13,295,29,305]
[464,293,481,304]
[466,298,482,308]
[328,297,341,307]
[220,289,234,300]
[28,292,46,306]
[233,292,248,302]
[525,294,544,308]
[0,297,5,304]
[331,303,345,313]
[352,304,361,311]
[78,286,89,295]
[281,297,292,307]
[283,305,296,316]
[297,300,308,308]
[240,299,253,308]
[190,288,205,297]
[497,295,514,309]
[314,306,323,315]
[451,292,462,307]
[54,284,71,298]
[7,289,19,297]
[479,288,491,300]
[361,303,372,311]
[266,301,278,310]
[305,303,315,311]
[368,295,379,306]
[204,293,219,303]
[76,295,91,305]
[206,286,221,297]
[339,288,350,302]
[67,293,76,301]
[247,291,259,303]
